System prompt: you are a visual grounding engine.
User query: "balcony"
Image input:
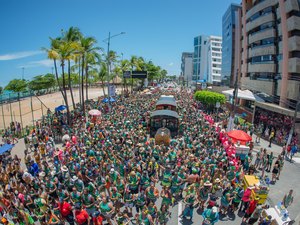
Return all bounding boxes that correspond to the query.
[246,0,277,21]
[249,45,276,57]
[246,13,275,33]
[285,0,300,14]
[249,28,276,44]
[248,63,276,73]
[287,16,300,32]
[288,57,300,73]
[240,77,274,95]
[288,36,300,51]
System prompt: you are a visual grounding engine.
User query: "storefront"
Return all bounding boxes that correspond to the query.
[253,102,300,145]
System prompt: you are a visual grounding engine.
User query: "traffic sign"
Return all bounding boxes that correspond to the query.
[123,71,131,79]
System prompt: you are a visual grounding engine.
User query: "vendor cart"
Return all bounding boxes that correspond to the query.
[262,204,292,225]
[243,175,269,204]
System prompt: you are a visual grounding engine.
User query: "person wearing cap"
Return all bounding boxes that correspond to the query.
[239,185,254,212]
[258,215,272,225]
[202,206,219,225]
[198,181,212,210]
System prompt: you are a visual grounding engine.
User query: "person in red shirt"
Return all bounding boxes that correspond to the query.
[74,203,90,225]
[58,199,75,225]
[242,197,259,223]
[92,211,103,225]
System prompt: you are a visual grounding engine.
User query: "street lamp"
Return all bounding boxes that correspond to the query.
[103,32,126,109]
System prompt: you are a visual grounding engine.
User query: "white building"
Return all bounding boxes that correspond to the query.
[193,35,222,84]
[181,52,193,85]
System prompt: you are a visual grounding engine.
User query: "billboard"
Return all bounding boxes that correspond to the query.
[131,71,147,79]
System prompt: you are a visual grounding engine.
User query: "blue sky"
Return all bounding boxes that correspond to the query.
[0,0,240,86]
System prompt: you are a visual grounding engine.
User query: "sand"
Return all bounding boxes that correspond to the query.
[0,87,120,129]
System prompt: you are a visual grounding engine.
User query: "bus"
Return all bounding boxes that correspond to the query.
[149,95,179,137]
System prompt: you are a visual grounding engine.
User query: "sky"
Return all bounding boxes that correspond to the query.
[0,0,240,87]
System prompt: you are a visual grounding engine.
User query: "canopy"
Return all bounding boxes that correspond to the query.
[102,97,116,103]
[222,89,264,102]
[55,105,67,112]
[0,144,14,155]
[227,129,252,142]
[88,109,101,116]
[150,110,179,119]
[156,99,177,107]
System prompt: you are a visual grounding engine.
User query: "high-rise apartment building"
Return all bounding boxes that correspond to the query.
[181,52,193,84]
[222,3,242,87]
[193,35,222,84]
[239,0,300,109]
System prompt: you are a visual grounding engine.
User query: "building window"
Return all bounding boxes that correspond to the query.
[251,55,274,64]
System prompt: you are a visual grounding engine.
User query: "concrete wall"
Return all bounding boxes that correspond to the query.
[248,45,276,57]
[241,77,274,95]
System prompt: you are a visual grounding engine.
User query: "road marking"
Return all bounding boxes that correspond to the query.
[178,201,182,224]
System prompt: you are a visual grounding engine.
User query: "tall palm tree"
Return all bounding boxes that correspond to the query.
[43,38,77,125]
[62,27,82,109]
[79,36,101,110]
[119,59,130,92]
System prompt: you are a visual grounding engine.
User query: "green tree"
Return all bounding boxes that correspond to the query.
[0,86,3,94]
[5,79,27,92]
[79,36,101,110]
[62,26,82,108]
[194,90,226,110]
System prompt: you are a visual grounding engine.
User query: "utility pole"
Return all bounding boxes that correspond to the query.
[22,67,25,80]
[232,69,239,114]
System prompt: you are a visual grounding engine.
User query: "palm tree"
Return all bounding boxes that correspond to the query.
[62,27,82,109]
[98,61,107,96]
[79,36,101,110]
[43,38,77,125]
[118,59,130,93]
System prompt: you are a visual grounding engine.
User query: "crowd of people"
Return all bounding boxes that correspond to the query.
[0,88,295,225]
[253,107,298,147]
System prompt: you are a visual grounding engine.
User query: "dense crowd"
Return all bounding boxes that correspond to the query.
[0,88,295,225]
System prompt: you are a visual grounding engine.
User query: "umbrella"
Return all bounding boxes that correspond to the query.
[62,134,70,142]
[88,109,101,117]
[227,130,252,142]
[55,105,67,112]
[102,97,116,103]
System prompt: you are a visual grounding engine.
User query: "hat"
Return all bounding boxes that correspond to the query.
[72,176,78,181]
[61,166,68,172]
[212,206,218,213]
[39,172,46,178]
[204,181,212,187]
[215,178,220,183]
[110,168,115,173]
[266,215,272,221]
[248,185,255,190]
[50,171,56,176]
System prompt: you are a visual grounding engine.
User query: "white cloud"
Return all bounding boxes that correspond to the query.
[168,62,174,66]
[30,59,53,67]
[0,50,42,61]
[19,59,53,69]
